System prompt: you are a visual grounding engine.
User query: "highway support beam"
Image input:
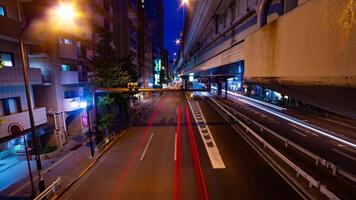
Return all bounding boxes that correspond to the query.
[225,79,228,99]
[217,80,222,96]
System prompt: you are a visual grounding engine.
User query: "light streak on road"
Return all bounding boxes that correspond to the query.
[207,88,356,149]
[211,87,286,111]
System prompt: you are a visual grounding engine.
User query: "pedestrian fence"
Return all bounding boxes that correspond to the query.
[208,96,341,200]
[97,132,116,152]
[34,177,61,200]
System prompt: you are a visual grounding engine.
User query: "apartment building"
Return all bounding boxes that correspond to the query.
[0,0,48,160]
[22,0,113,148]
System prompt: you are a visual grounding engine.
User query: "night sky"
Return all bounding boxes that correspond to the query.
[163,0,184,59]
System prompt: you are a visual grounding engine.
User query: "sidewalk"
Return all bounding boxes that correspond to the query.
[0,135,92,199]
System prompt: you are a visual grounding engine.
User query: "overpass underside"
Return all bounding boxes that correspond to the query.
[181,0,356,119]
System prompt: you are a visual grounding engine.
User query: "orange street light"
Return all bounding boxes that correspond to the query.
[47,2,82,33]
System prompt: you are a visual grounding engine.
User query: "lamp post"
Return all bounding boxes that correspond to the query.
[84,101,95,158]
[19,2,80,193]
[19,23,46,192]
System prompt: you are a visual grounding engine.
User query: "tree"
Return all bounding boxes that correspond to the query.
[91,28,135,142]
[91,28,134,88]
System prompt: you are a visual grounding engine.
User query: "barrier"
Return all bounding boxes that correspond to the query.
[34,177,61,200]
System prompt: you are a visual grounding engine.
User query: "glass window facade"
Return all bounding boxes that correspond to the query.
[0,6,6,16]
[61,64,71,71]
[0,52,14,67]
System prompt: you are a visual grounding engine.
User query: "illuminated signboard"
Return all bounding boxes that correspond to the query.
[154,59,162,86]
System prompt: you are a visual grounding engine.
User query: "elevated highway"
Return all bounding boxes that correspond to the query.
[175,0,356,119]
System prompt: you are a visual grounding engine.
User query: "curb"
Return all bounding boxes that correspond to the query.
[52,132,124,200]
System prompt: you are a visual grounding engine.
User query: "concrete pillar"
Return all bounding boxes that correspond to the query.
[225,80,228,99]
[217,80,222,96]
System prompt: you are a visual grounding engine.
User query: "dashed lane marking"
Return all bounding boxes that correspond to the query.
[186,97,225,169]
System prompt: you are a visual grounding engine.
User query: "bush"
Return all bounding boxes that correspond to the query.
[39,145,58,155]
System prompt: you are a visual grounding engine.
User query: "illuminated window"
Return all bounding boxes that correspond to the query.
[1,97,21,115]
[61,64,71,71]
[0,6,6,16]
[60,37,73,45]
[0,52,14,67]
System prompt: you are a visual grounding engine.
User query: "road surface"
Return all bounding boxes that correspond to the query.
[61,92,301,200]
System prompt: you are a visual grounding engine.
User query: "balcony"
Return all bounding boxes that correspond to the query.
[60,71,90,85]
[0,16,22,39]
[0,67,42,86]
[60,71,79,85]
[63,97,82,112]
[0,107,47,139]
[58,44,78,60]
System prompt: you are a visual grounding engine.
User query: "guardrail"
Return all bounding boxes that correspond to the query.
[207,96,341,200]
[34,177,61,200]
[97,132,116,152]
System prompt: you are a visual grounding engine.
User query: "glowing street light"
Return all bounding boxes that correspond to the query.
[47,2,81,33]
[181,0,189,6]
[19,1,81,194]
[176,39,181,45]
[55,3,77,21]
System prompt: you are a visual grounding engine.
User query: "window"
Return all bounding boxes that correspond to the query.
[0,6,6,16]
[61,64,71,71]
[1,97,21,115]
[0,52,15,67]
[7,99,18,114]
[64,90,79,99]
[0,101,4,117]
[60,37,73,45]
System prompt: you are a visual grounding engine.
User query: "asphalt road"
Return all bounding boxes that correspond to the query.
[213,93,356,175]
[60,92,301,200]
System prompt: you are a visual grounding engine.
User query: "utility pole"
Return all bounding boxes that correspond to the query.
[19,24,46,192]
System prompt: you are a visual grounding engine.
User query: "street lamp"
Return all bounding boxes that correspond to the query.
[19,2,80,193]
[175,39,181,46]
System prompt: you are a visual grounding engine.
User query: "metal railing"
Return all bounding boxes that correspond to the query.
[34,177,61,200]
[208,96,341,200]
[97,131,116,152]
[210,95,356,183]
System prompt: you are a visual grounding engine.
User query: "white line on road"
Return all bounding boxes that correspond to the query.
[332,148,356,162]
[186,96,226,169]
[140,133,154,161]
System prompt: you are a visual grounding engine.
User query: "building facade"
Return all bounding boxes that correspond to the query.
[0,0,49,160]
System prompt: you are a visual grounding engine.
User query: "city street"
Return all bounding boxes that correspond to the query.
[60,92,301,200]
[1,0,355,199]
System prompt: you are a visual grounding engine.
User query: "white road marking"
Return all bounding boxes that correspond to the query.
[292,130,307,137]
[186,96,226,169]
[140,133,154,161]
[332,148,356,162]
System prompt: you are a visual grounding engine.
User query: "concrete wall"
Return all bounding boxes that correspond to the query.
[245,0,356,88]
